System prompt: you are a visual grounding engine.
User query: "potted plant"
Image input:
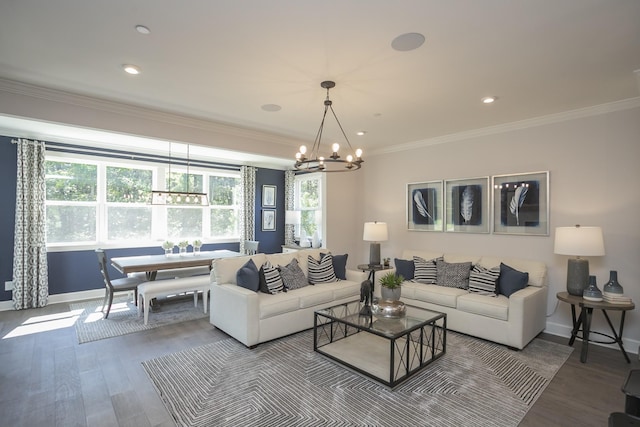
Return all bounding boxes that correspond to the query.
[193,239,203,254]
[162,240,174,256]
[178,240,189,255]
[379,271,404,301]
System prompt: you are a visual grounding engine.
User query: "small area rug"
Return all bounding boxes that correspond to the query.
[142,329,573,427]
[71,294,207,344]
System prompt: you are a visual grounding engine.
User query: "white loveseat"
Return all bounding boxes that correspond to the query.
[380,250,548,350]
[209,249,366,347]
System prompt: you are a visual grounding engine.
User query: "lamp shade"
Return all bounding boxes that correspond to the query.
[285,210,301,225]
[363,222,388,242]
[554,225,605,256]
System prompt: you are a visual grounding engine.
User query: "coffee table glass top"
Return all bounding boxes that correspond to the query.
[315,300,445,339]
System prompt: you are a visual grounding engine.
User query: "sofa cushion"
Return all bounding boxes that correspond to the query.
[436,259,472,289]
[332,281,361,300]
[236,258,260,292]
[457,293,509,321]
[468,264,500,296]
[259,292,300,319]
[413,283,467,308]
[321,252,348,280]
[498,263,529,297]
[278,258,308,290]
[394,258,415,280]
[308,254,337,284]
[296,284,336,308]
[259,260,285,294]
[413,256,440,284]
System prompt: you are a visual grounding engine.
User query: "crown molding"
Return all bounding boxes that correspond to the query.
[0,78,304,149]
[371,97,640,156]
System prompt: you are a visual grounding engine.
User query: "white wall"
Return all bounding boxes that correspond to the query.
[360,105,640,350]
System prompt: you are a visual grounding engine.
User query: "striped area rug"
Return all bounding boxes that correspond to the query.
[142,329,572,427]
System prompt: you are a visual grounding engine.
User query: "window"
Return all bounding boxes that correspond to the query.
[44,153,241,248]
[294,173,324,242]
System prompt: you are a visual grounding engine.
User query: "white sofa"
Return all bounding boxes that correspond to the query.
[381,250,548,350]
[209,249,367,348]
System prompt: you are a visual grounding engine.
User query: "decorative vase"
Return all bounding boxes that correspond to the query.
[603,270,623,295]
[193,246,201,255]
[179,247,187,256]
[381,287,401,301]
[312,231,321,248]
[164,248,172,257]
[583,275,603,302]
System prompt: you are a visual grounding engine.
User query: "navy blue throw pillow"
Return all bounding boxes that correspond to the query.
[236,258,260,292]
[498,263,529,297]
[394,258,415,280]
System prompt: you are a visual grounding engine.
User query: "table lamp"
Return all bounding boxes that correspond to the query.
[554,225,605,296]
[363,221,388,266]
[284,210,301,245]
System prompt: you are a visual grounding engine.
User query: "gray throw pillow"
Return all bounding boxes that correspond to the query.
[279,258,308,290]
[498,263,529,297]
[436,259,472,289]
[394,258,414,280]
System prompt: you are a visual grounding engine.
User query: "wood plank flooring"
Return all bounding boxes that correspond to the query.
[0,300,637,426]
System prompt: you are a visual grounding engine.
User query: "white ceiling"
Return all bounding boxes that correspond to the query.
[0,0,639,157]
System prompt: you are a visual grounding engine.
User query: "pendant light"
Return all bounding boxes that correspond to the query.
[150,143,209,206]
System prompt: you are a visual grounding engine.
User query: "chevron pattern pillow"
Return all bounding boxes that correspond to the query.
[436,259,472,289]
[259,260,285,294]
[307,254,337,284]
[468,264,500,296]
[278,258,308,290]
[413,256,441,284]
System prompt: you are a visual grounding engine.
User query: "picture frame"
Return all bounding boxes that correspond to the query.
[262,209,276,231]
[444,176,490,233]
[492,171,549,236]
[262,185,276,207]
[407,180,443,231]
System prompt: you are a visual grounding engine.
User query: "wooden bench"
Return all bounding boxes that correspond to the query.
[137,275,210,325]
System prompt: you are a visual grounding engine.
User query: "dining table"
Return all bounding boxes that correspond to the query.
[111,249,241,281]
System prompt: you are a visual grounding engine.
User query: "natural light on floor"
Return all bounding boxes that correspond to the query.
[2,309,85,339]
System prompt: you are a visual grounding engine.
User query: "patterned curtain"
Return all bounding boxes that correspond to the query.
[12,139,49,310]
[239,165,256,254]
[284,170,295,245]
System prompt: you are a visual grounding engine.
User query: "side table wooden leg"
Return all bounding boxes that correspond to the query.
[602,309,631,363]
[580,306,593,363]
[568,304,581,346]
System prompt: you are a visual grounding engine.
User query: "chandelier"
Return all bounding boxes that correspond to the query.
[294,81,363,173]
[150,143,209,206]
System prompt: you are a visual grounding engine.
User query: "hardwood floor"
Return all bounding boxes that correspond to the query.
[0,300,637,426]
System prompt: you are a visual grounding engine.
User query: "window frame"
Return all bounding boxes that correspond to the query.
[294,172,325,243]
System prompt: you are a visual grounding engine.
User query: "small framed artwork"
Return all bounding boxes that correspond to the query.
[407,180,443,231]
[444,177,490,233]
[492,171,549,236]
[262,209,276,231]
[262,185,276,207]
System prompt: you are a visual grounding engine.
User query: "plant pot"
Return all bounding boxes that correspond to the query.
[381,287,401,301]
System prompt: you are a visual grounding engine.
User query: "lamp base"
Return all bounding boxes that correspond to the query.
[369,243,381,266]
[566,258,589,296]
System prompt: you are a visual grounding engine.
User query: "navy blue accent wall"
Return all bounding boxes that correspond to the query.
[0,136,17,302]
[0,135,286,301]
[255,168,286,254]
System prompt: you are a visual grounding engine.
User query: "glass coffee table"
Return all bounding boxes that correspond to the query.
[314,300,446,388]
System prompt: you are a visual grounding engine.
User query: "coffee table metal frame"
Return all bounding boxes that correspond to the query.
[314,300,446,388]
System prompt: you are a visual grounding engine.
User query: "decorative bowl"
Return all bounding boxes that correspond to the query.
[372,299,406,318]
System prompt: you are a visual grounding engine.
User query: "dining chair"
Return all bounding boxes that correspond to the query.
[244,240,259,255]
[96,249,142,319]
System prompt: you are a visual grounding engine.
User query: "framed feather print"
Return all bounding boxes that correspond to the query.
[492,171,549,235]
[444,177,490,233]
[407,180,443,231]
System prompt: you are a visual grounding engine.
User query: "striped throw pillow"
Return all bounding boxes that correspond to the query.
[468,264,500,296]
[307,254,337,284]
[259,260,285,294]
[413,256,441,284]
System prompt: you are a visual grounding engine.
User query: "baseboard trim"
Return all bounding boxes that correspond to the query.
[545,320,639,356]
[0,289,104,312]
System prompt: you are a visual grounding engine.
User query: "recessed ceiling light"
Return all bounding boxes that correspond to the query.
[123,64,140,75]
[391,33,426,51]
[356,131,366,136]
[135,25,151,35]
[261,104,281,112]
[482,96,497,104]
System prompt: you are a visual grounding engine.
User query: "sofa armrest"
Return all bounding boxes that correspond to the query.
[345,269,368,283]
[210,283,260,347]
[507,285,548,349]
